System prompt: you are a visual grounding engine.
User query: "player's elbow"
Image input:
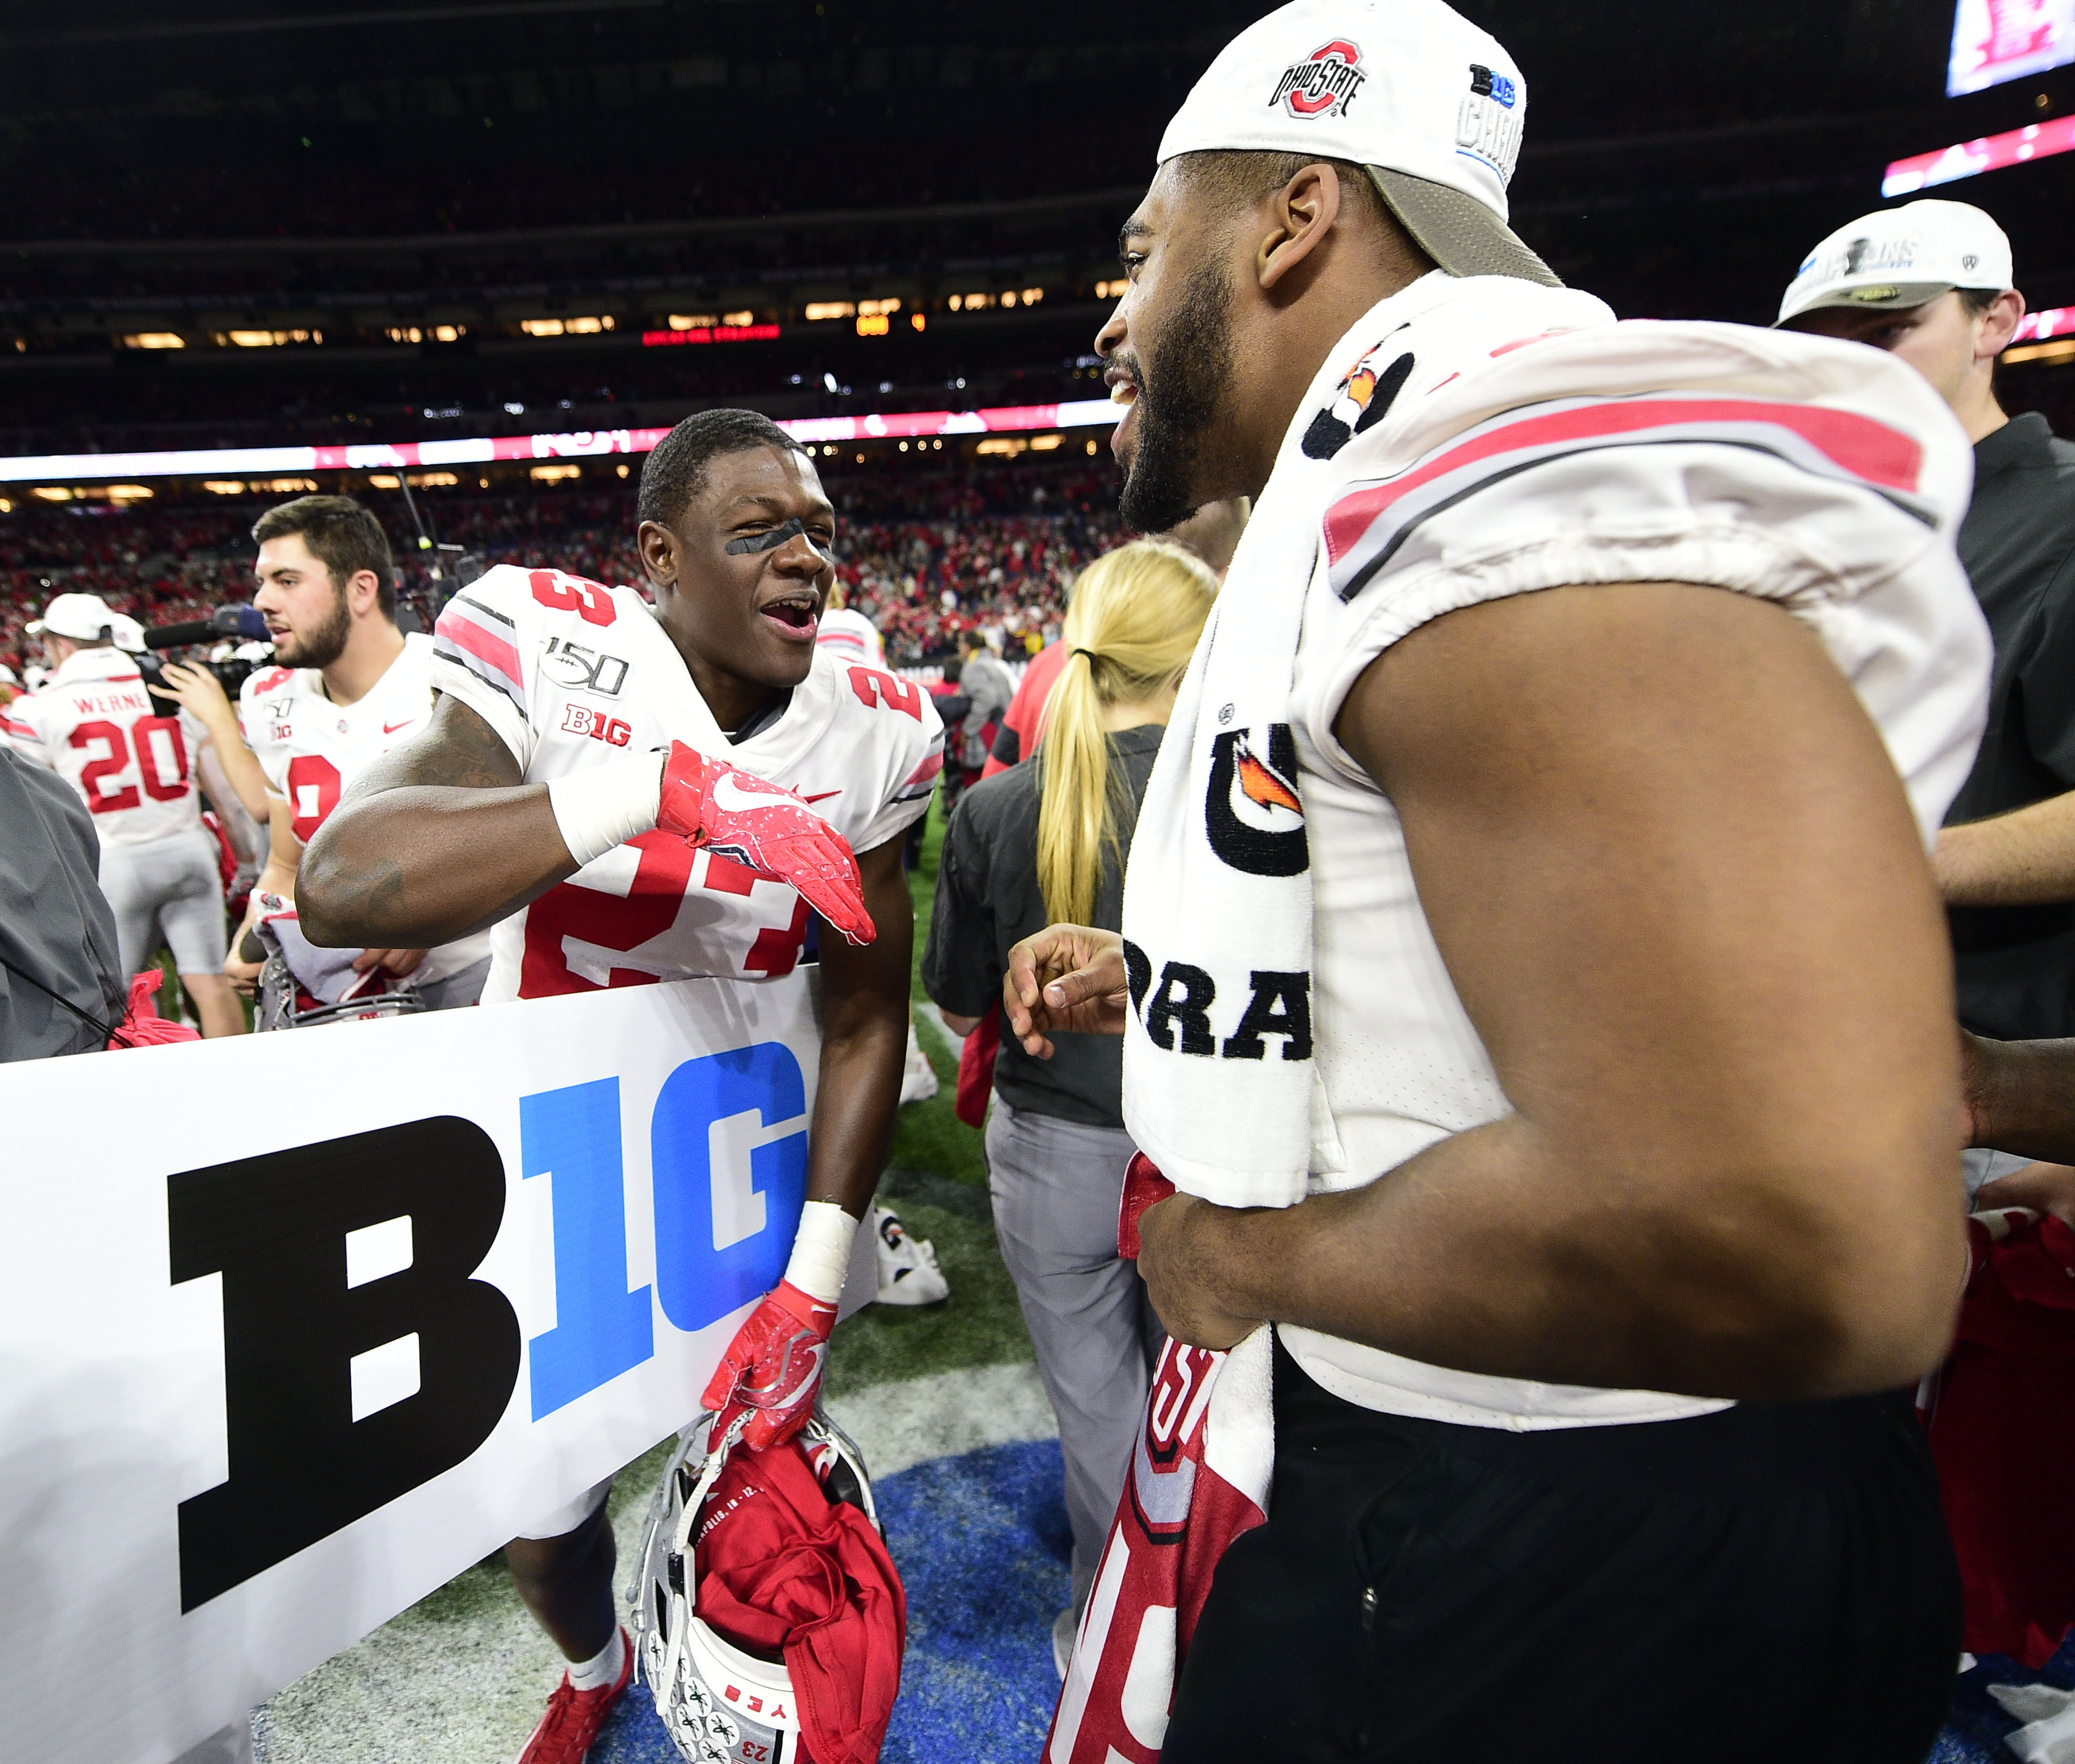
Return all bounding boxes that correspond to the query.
[1657,1154,1963,1400]
[296,809,389,947]
[292,861,354,948]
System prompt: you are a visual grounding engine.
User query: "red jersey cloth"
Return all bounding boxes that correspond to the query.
[693,1436,906,1764]
[953,1002,1002,1129]
[1927,1210,2075,1669]
[980,641,1069,780]
[108,970,201,1049]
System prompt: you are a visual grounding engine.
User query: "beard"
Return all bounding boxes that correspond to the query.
[274,589,352,668]
[1118,257,1237,535]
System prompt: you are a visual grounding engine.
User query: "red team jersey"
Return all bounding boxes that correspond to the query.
[429,565,943,1004]
[3,647,207,846]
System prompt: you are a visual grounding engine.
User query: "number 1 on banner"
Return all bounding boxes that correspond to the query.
[521,1078,655,1419]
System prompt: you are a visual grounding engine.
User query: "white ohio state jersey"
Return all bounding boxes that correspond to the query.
[815,606,885,668]
[238,631,443,842]
[2,646,208,847]
[430,564,943,1002]
[239,630,492,982]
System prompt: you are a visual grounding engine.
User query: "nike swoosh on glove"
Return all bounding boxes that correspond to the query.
[701,1280,837,1450]
[656,741,876,945]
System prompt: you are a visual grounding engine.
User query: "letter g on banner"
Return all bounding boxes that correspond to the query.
[168,1118,521,1612]
[651,1042,809,1334]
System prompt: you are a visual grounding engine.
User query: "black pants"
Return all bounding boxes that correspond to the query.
[1164,1338,1960,1763]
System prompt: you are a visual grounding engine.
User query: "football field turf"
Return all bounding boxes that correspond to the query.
[245,799,2055,1763]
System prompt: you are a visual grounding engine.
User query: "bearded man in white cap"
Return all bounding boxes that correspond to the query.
[1007,3,1994,1756]
[1784,201,2075,1052]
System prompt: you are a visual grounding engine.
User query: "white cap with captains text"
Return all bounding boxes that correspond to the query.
[1776,199,2014,326]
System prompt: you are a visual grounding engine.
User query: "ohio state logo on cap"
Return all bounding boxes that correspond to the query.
[1268,39,1366,119]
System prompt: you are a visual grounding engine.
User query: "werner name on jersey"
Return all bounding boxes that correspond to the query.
[4,646,207,845]
[430,564,943,1002]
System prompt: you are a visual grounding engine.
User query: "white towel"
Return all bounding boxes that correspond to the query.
[1118,271,1614,1206]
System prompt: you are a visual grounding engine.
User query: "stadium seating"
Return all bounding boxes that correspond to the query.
[0,460,1125,677]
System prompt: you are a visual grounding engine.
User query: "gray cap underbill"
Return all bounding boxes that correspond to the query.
[1367,166,1561,288]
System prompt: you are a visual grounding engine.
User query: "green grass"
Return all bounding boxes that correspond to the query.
[889,792,990,1191]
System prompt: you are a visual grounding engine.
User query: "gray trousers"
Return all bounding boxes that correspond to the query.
[986,1098,1163,1617]
[414,954,491,1012]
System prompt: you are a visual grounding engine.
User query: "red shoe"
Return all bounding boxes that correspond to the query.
[513,1627,634,1763]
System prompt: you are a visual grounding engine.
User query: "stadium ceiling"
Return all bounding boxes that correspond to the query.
[1,0,665,47]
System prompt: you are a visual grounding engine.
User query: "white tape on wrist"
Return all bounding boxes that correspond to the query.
[784,1201,859,1305]
[547,751,664,867]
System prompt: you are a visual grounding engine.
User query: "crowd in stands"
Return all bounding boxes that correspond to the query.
[0,459,1124,677]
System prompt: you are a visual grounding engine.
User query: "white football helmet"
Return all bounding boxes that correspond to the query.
[631,1408,881,1764]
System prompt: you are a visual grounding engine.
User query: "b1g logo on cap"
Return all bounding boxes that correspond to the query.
[1269,39,1366,119]
[1457,61,1524,184]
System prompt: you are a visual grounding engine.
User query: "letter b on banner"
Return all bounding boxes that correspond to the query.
[168,1118,522,1611]
[652,1042,808,1333]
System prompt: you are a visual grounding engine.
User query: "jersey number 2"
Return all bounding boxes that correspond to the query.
[71,715,189,813]
[519,836,812,997]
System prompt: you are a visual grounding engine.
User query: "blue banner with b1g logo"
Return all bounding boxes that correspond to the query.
[0,971,826,1764]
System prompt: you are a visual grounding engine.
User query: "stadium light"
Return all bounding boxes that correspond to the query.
[2013,305,2075,345]
[1884,115,2075,195]
[0,399,1123,485]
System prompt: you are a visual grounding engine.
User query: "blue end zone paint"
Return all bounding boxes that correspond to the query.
[591,1438,1072,1763]
[1937,1633,2075,1762]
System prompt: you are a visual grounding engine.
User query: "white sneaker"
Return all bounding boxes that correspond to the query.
[1053,1608,1077,1680]
[899,1021,940,1104]
[872,1204,949,1305]
[1991,1682,2075,1763]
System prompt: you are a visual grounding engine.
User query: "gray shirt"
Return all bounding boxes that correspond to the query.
[957,652,1017,769]
[923,724,1164,1127]
[0,745,126,1060]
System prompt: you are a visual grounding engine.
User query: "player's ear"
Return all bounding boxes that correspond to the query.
[1258,162,1342,294]
[637,518,678,589]
[347,568,382,618]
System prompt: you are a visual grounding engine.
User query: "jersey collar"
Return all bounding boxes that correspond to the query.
[54,646,143,685]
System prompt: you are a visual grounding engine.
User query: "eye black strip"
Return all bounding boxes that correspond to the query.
[726,516,814,556]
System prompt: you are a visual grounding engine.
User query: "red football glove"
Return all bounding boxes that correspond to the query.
[656,741,876,946]
[701,1279,838,1450]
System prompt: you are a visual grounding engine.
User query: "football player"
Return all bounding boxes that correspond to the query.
[218,495,492,1008]
[2,591,245,1037]
[297,409,941,1764]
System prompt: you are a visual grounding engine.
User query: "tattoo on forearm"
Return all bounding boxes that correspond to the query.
[329,856,410,926]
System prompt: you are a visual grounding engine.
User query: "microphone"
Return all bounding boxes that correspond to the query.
[144,606,269,649]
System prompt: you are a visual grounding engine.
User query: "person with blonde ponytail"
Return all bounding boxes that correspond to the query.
[922,537,1217,1673]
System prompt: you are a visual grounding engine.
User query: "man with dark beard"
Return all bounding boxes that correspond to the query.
[1010,2,1993,1758]
[223,495,492,1007]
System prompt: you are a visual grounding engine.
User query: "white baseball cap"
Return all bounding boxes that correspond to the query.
[1157,0,1558,287]
[108,613,147,653]
[25,591,118,642]
[1776,200,2014,326]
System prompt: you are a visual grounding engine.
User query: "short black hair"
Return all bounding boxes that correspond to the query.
[637,408,808,529]
[252,494,396,620]
[1169,149,1390,232]
[1958,286,2004,318]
